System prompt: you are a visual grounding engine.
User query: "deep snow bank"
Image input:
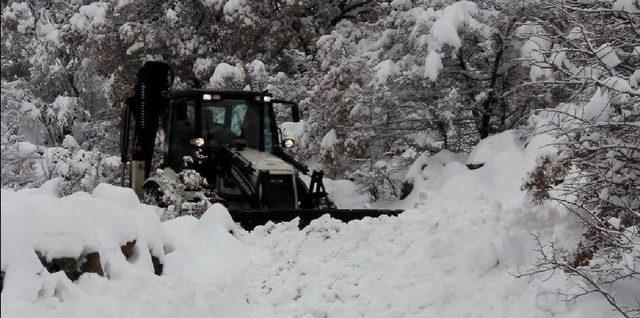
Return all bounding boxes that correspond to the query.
[1,185,250,318]
[239,131,613,318]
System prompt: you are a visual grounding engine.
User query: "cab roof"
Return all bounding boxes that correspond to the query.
[168,89,272,99]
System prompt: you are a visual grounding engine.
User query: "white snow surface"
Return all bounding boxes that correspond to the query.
[1,130,622,317]
[466,130,520,165]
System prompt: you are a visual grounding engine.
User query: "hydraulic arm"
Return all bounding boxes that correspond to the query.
[121,61,174,195]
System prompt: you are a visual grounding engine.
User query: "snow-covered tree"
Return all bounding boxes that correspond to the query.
[520,1,639,316]
[299,0,538,198]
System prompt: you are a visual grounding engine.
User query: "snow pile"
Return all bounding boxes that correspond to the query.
[1,134,624,318]
[1,186,251,318]
[1,184,163,303]
[466,130,520,166]
[239,130,613,318]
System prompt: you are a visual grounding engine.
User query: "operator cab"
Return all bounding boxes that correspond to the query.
[163,90,278,169]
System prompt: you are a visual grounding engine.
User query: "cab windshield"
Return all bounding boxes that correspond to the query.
[165,97,273,167]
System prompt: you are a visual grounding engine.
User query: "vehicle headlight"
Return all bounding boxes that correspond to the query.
[283,138,295,148]
[191,137,205,147]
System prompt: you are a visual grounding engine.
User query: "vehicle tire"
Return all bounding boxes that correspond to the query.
[141,182,167,208]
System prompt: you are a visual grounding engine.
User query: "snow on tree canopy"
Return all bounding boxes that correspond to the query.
[424,49,443,81]
[2,2,34,33]
[69,2,109,33]
[613,0,640,12]
[247,59,268,85]
[61,135,79,149]
[583,88,612,123]
[165,8,179,24]
[19,100,40,119]
[209,63,245,89]
[630,70,640,89]
[115,0,133,11]
[415,1,484,81]
[428,1,479,51]
[517,24,554,82]
[595,43,621,68]
[200,0,226,10]
[223,0,252,23]
[193,57,215,79]
[52,96,79,130]
[280,120,304,142]
[321,128,338,150]
[602,76,635,94]
[374,59,399,84]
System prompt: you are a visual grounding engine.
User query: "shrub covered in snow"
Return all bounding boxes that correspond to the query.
[518,2,640,316]
[1,140,121,195]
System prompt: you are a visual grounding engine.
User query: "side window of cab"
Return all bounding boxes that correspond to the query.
[166,99,196,167]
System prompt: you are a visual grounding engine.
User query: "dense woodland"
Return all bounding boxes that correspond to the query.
[2,0,639,315]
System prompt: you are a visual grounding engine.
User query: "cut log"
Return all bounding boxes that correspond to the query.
[80,252,104,277]
[151,254,163,276]
[121,240,136,259]
[36,250,104,281]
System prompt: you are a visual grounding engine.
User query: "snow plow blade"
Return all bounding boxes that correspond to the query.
[228,209,403,230]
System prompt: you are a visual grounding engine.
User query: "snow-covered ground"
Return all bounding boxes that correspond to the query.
[0,131,621,318]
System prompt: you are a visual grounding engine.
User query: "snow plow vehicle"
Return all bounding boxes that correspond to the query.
[120,61,401,230]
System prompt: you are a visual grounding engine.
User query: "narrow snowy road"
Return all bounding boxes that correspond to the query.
[238,197,574,317]
[232,133,611,317]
